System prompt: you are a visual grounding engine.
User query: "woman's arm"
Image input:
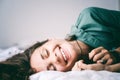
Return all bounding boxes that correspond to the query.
[72,46,120,72]
[105,63,120,72]
[72,60,120,72]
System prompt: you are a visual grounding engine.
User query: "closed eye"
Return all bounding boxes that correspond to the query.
[40,48,49,59]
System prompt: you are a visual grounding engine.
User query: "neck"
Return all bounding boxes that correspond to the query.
[76,40,91,55]
[72,40,93,64]
[76,40,93,64]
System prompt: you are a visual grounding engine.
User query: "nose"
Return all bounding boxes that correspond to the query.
[46,46,65,65]
[48,52,59,64]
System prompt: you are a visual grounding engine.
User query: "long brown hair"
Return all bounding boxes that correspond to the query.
[0,40,48,80]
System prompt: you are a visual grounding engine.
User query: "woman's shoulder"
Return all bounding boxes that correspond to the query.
[81,7,120,14]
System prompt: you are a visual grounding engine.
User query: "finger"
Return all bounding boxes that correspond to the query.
[93,52,105,62]
[72,60,86,71]
[78,60,84,63]
[72,67,80,71]
[106,58,113,65]
[77,60,88,70]
[89,47,104,59]
[80,63,87,70]
[77,60,84,68]
[97,53,112,64]
[72,62,80,71]
[93,49,108,62]
[97,59,107,64]
[72,66,80,71]
[72,60,84,71]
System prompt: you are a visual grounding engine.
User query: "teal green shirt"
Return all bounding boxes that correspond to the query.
[69,7,120,50]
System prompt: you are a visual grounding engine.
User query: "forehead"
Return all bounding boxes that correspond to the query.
[42,39,67,46]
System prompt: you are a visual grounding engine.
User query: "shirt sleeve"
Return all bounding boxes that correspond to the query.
[69,7,120,50]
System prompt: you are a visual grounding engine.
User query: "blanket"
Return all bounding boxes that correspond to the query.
[30,70,120,80]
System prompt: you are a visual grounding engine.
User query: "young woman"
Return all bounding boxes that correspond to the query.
[0,7,120,80]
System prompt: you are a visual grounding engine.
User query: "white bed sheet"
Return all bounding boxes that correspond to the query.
[30,70,120,80]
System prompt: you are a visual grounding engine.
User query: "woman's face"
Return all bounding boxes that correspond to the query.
[30,39,80,72]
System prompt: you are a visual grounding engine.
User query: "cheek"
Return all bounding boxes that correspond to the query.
[30,53,41,68]
[56,65,72,71]
[57,66,67,71]
[67,46,79,61]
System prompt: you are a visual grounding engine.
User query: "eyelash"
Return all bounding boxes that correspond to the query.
[40,48,49,59]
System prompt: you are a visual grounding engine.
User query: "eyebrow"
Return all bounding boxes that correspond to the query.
[40,51,44,59]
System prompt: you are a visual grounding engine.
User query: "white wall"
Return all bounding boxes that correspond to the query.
[119,0,120,10]
[0,0,119,48]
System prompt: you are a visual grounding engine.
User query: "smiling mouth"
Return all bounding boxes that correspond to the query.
[60,48,70,63]
[60,49,67,61]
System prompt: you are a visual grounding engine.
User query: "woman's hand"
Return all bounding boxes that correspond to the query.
[89,47,116,65]
[72,60,87,71]
[72,60,105,71]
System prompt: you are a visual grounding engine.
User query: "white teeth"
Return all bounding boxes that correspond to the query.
[60,49,67,61]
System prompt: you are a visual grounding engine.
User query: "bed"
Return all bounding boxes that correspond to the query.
[0,46,120,80]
